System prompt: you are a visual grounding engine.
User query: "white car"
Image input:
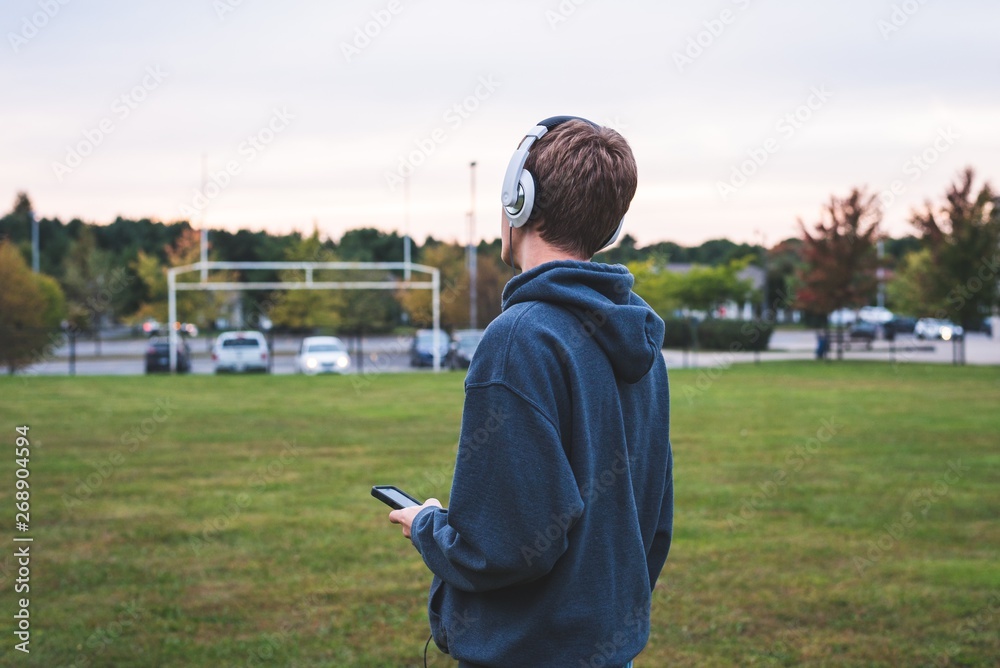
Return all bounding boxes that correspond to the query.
[296,336,351,375]
[212,331,270,373]
[858,306,894,324]
[914,318,964,341]
[829,308,857,326]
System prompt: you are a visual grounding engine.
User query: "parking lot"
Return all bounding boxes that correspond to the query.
[19,329,1000,376]
[23,334,420,376]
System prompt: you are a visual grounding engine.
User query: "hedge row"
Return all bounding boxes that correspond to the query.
[661,319,774,352]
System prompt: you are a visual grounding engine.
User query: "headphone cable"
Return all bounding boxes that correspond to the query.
[423,633,433,667]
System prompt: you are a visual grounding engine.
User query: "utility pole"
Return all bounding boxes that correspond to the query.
[200,153,209,282]
[755,228,768,317]
[468,161,477,330]
[403,176,411,281]
[30,210,39,273]
[876,239,885,309]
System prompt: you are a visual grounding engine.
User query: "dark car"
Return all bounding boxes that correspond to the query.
[145,337,191,373]
[848,321,877,348]
[885,316,917,335]
[448,329,485,370]
[409,329,450,368]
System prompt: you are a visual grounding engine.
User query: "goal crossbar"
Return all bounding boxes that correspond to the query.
[167,261,441,372]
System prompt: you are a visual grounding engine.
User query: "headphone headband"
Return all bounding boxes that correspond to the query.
[501,115,625,253]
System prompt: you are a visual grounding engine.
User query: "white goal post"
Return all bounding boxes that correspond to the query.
[167,261,442,373]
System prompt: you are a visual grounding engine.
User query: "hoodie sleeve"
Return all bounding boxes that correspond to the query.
[646,442,673,591]
[410,381,584,593]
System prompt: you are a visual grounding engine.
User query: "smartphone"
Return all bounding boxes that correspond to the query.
[371,485,422,510]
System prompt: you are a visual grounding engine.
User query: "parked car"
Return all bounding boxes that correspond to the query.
[173,322,199,337]
[965,318,994,336]
[296,336,351,375]
[145,337,191,373]
[410,329,449,367]
[140,319,162,337]
[858,306,894,324]
[848,320,878,347]
[828,308,858,326]
[448,329,485,370]
[914,318,964,341]
[212,331,269,373]
[885,316,917,334]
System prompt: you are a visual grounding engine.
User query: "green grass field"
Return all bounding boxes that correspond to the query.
[1,362,998,667]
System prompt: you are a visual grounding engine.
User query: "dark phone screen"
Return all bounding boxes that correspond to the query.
[372,486,421,509]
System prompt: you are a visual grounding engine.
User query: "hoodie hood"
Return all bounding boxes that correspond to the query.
[502,260,665,383]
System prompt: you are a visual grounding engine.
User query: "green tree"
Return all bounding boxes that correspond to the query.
[887,248,940,317]
[268,230,345,331]
[396,243,506,331]
[909,168,1000,327]
[61,227,118,353]
[0,241,66,374]
[765,238,804,318]
[397,244,467,330]
[672,258,756,315]
[629,260,680,319]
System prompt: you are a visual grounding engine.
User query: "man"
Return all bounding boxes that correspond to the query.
[389,116,673,667]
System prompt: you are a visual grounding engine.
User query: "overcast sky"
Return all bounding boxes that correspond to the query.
[3,0,999,247]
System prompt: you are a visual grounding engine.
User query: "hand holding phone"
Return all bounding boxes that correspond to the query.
[371,485,422,510]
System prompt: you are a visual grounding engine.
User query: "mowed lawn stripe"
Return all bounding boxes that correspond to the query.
[0,362,996,666]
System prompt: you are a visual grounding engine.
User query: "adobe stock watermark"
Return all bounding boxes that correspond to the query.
[680,289,794,404]
[62,398,175,511]
[521,449,635,567]
[64,600,145,668]
[929,592,999,668]
[944,252,999,312]
[178,107,294,218]
[20,265,136,380]
[877,126,959,213]
[672,0,754,74]
[7,0,72,53]
[579,604,647,668]
[717,86,833,201]
[545,0,589,30]
[189,439,302,555]
[51,66,169,182]
[383,75,501,191]
[212,0,247,21]
[457,405,512,465]
[340,0,404,62]
[877,0,929,41]
[852,459,966,576]
[889,252,999,373]
[726,417,841,530]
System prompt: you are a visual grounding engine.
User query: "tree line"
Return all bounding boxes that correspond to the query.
[1,165,997,372]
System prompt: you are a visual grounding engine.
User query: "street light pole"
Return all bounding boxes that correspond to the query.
[404,176,411,281]
[468,161,477,330]
[200,153,209,283]
[876,239,885,309]
[755,229,768,317]
[31,211,39,273]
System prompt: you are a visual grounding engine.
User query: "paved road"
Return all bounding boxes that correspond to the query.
[21,335,431,376]
[17,330,1000,376]
[665,330,1000,369]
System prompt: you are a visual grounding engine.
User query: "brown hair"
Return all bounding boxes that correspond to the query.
[524,120,638,258]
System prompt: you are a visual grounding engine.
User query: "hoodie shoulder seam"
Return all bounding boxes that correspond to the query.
[463,380,561,436]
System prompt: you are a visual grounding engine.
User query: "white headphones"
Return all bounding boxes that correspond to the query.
[500,115,625,251]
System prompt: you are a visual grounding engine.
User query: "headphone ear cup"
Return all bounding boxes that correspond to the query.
[505,170,535,228]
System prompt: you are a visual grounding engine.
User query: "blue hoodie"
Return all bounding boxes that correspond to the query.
[410,260,673,667]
